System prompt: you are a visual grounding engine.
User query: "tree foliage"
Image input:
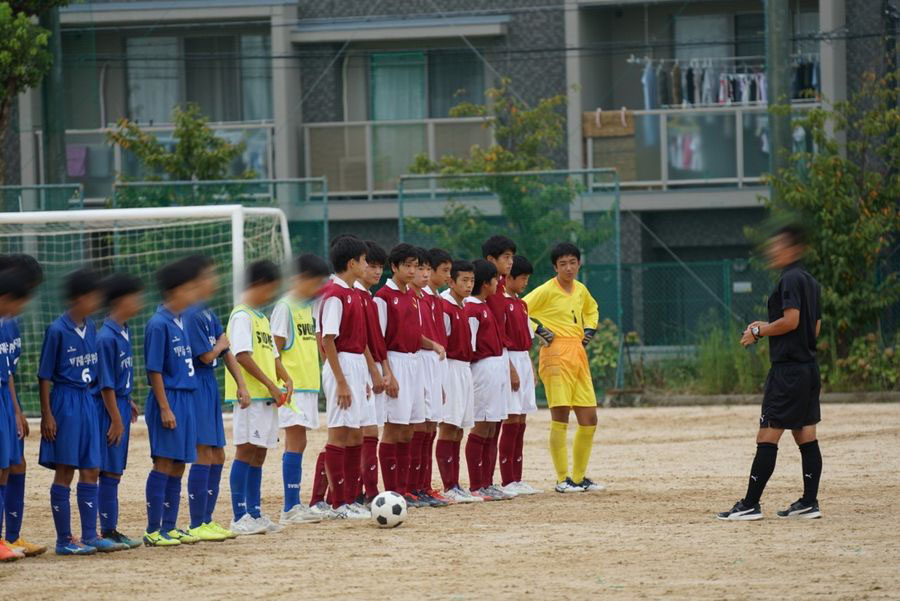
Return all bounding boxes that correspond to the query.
[761,71,900,361]
[408,79,611,266]
[108,103,254,182]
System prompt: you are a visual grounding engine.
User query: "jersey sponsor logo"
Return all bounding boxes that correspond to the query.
[483,310,488,318]
[346,296,352,304]
[296,322,316,337]
[393,298,399,305]
[254,331,274,348]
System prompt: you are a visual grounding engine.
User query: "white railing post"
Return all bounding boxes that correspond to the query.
[365,122,374,200]
[659,114,668,190]
[735,108,744,187]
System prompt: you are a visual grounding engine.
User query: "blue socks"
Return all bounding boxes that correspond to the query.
[247,466,262,519]
[76,482,99,542]
[0,484,5,540]
[187,464,210,529]
[5,473,24,542]
[161,475,182,533]
[205,463,223,524]
[145,470,167,533]
[50,484,72,546]
[230,459,249,520]
[282,452,302,512]
[98,475,119,534]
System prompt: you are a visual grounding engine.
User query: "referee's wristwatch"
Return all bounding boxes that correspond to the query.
[751,325,762,341]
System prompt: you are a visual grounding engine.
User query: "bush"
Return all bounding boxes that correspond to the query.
[825,333,899,391]
[696,324,769,394]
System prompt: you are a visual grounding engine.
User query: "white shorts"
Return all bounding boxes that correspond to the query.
[442,359,474,429]
[322,352,368,429]
[384,351,424,425]
[369,363,386,427]
[471,355,510,422]
[278,391,320,429]
[508,350,537,414]
[418,350,443,423]
[233,401,279,449]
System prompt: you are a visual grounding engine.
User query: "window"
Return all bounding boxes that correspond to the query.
[428,50,485,117]
[674,15,730,62]
[370,52,427,121]
[734,13,765,61]
[185,36,239,123]
[127,37,180,124]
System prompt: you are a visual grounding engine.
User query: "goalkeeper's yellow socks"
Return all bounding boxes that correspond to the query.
[549,421,569,482]
[572,425,597,484]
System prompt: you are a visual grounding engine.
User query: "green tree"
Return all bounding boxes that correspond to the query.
[408,79,611,266]
[762,70,900,362]
[0,2,68,184]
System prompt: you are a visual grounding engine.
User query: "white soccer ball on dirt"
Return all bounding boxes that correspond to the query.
[371,491,407,528]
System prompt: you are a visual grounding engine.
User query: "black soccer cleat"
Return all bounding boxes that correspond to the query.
[776,499,822,519]
[716,500,763,521]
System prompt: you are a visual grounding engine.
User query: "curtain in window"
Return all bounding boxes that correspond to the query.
[184,36,239,122]
[370,52,426,189]
[428,50,485,117]
[126,37,179,124]
[241,35,273,121]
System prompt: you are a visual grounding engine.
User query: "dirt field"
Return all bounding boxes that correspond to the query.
[3,403,899,600]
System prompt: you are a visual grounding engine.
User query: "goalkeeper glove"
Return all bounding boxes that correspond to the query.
[582,328,597,346]
[535,324,555,346]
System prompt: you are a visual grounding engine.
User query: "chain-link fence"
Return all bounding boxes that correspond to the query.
[1,184,84,212]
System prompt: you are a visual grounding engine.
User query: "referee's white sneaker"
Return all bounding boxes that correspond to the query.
[716,500,764,521]
[776,499,822,519]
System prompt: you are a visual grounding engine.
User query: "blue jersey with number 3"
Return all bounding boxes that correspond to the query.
[144,305,196,391]
[96,317,134,399]
[37,313,98,389]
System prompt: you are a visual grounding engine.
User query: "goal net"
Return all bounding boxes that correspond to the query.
[0,205,291,413]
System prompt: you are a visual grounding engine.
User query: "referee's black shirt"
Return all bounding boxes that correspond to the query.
[766,262,821,364]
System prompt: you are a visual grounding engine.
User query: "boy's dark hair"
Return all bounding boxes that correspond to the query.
[388,243,419,269]
[157,257,200,293]
[450,260,474,281]
[775,223,807,247]
[184,254,214,272]
[0,254,43,290]
[481,235,517,259]
[329,233,356,248]
[329,235,367,273]
[0,268,31,299]
[550,242,581,265]
[415,246,431,267]
[364,240,387,267]
[511,255,534,278]
[246,260,281,287]
[65,268,102,301]
[428,247,452,269]
[102,273,144,306]
[296,253,330,278]
[472,259,498,297]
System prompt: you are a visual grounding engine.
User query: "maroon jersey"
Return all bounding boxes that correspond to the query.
[355,282,387,362]
[318,277,367,353]
[466,297,504,361]
[506,296,533,352]
[374,279,422,353]
[485,275,513,349]
[424,287,448,347]
[441,290,472,362]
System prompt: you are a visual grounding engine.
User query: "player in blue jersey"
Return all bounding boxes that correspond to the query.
[183,256,249,541]
[39,269,121,555]
[142,258,203,547]
[95,273,144,550]
[0,254,45,558]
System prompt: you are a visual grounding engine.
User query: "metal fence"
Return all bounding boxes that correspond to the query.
[0,184,84,212]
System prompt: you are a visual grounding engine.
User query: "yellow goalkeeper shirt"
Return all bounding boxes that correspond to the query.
[522,277,599,338]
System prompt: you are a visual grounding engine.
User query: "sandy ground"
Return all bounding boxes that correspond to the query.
[2,403,899,601]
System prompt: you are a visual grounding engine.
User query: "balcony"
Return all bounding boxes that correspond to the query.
[34,122,275,201]
[586,104,818,190]
[303,117,493,200]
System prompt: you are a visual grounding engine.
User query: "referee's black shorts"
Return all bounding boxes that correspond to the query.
[760,361,821,430]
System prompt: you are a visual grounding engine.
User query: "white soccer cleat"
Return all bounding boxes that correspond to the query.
[514,482,542,495]
[346,503,372,520]
[576,478,606,492]
[230,514,268,535]
[554,478,583,493]
[256,514,284,533]
[499,483,524,496]
[280,503,323,525]
[308,501,339,519]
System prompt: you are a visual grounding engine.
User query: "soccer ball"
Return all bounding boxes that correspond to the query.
[371,491,407,528]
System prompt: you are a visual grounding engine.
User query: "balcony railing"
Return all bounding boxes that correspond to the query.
[586,103,818,190]
[34,122,275,200]
[303,117,493,200]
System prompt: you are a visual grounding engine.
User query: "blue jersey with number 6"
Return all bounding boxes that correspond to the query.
[144,305,196,391]
[37,313,98,389]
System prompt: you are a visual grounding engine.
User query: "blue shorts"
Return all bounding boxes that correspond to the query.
[0,385,12,469]
[39,385,101,470]
[194,369,225,448]
[145,388,196,463]
[97,395,132,474]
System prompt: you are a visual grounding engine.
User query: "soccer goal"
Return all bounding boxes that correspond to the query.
[0,205,291,413]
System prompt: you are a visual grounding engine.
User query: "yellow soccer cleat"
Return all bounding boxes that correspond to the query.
[7,537,47,557]
[142,530,181,547]
[187,524,226,542]
[167,528,199,544]
[205,521,237,539]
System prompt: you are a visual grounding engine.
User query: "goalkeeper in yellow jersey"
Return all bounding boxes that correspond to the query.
[522,242,604,493]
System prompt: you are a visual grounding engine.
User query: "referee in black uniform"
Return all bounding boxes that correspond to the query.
[718,224,823,520]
